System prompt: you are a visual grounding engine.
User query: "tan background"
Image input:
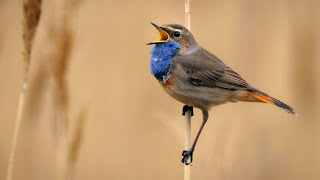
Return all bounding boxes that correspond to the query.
[0,0,320,180]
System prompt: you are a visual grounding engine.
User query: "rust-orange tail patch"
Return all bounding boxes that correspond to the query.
[248,90,296,115]
[249,92,274,104]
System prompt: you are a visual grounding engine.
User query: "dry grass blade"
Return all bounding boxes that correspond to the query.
[22,0,42,86]
[20,0,81,178]
[6,1,42,180]
[68,108,87,179]
[40,0,79,179]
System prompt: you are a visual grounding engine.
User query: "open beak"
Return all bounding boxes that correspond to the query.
[147,22,170,45]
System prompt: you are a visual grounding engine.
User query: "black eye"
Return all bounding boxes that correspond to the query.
[173,31,181,38]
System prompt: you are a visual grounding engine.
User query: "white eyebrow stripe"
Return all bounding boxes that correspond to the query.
[167,27,182,32]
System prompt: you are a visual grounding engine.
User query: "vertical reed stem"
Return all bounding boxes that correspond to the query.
[184,1,191,180]
[185,0,191,31]
[6,92,25,180]
[184,110,192,180]
[6,1,42,179]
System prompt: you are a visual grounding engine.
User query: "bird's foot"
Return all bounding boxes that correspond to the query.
[181,148,194,165]
[182,105,194,116]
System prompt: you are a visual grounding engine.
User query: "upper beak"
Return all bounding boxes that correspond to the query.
[147,22,170,45]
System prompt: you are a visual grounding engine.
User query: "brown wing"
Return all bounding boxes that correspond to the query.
[216,66,250,90]
[174,47,250,90]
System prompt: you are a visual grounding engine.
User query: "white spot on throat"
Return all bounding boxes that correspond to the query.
[152,57,159,61]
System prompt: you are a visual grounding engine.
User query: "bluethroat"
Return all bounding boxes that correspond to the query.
[147,23,296,165]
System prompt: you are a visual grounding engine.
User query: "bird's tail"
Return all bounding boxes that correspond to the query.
[248,88,296,115]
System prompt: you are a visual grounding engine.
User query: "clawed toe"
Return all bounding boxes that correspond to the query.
[182,105,194,116]
[181,149,194,165]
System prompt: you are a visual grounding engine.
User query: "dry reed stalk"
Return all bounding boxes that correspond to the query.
[184,0,191,180]
[42,0,80,179]
[22,0,42,84]
[6,1,42,180]
[21,0,82,179]
[184,110,192,180]
[68,108,87,179]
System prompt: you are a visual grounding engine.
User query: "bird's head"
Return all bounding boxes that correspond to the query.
[147,23,197,52]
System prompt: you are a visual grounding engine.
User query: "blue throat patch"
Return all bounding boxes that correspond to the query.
[150,41,180,81]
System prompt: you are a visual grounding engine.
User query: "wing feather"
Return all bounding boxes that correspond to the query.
[174,48,249,90]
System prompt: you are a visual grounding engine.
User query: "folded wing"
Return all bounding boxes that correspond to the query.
[175,48,250,90]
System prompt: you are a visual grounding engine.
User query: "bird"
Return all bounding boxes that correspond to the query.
[147,23,296,165]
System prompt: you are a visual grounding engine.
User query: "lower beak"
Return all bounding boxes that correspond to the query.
[147,22,170,45]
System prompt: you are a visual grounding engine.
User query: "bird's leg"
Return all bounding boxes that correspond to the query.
[182,105,194,116]
[181,110,208,165]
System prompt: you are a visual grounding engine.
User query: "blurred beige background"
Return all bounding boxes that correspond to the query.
[1,0,320,180]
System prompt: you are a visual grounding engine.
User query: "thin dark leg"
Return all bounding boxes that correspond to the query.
[181,110,208,165]
[182,105,194,116]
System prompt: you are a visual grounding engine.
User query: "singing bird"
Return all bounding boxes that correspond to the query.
[147,23,296,165]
